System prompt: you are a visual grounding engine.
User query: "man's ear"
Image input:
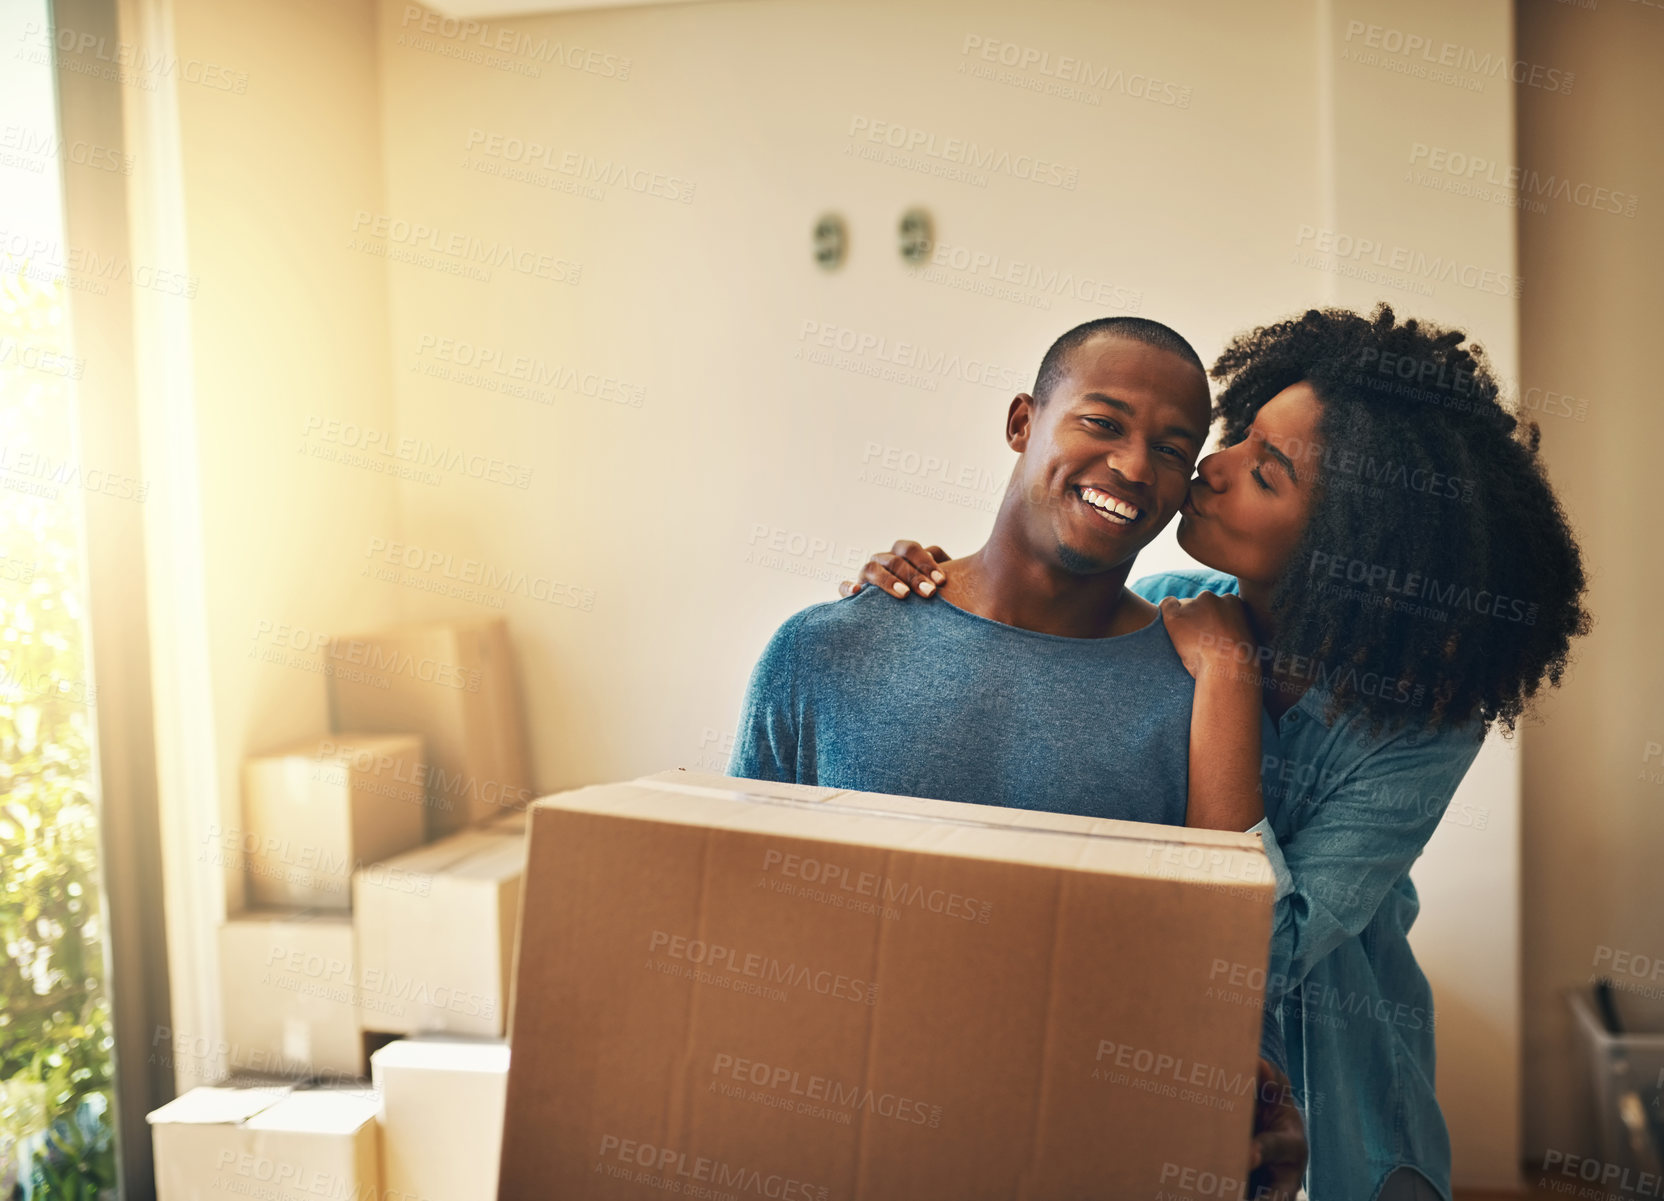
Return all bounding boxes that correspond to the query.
[1007,393,1037,451]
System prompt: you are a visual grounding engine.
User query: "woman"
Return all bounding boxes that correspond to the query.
[840,305,1590,1201]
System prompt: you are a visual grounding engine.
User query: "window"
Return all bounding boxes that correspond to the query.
[0,0,119,1193]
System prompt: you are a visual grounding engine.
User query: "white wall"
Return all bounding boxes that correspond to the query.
[370,0,1327,778]
[367,0,1523,1183]
[138,0,1530,1181]
[1515,0,1664,1165]
[134,0,405,1085]
[172,0,405,775]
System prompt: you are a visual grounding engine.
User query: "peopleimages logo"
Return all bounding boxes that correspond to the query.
[647,930,878,1005]
[413,333,645,409]
[1409,143,1639,218]
[1241,424,1476,504]
[1158,1163,1241,1199]
[1294,225,1521,298]
[920,240,1140,310]
[349,211,581,285]
[0,125,134,175]
[1190,631,1423,709]
[18,20,250,93]
[0,337,86,380]
[315,740,535,812]
[462,129,695,203]
[398,4,632,80]
[710,1052,944,1128]
[1643,739,1664,787]
[0,444,147,502]
[1340,20,1574,94]
[301,417,533,489]
[323,637,484,692]
[0,229,199,298]
[1092,1039,1256,1107]
[846,116,1079,190]
[1207,960,1436,1032]
[1308,551,1540,626]
[595,1135,829,1201]
[361,537,596,611]
[796,320,1027,393]
[957,35,1193,109]
[200,823,438,891]
[761,848,993,923]
[857,442,1005,516]
[1541,1149,1664,1198]
[1592,944,1664,986]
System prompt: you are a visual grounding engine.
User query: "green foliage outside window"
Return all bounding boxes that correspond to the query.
[0,266,117,1200]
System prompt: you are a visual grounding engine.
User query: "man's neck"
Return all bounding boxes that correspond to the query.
[941,533,1148,640]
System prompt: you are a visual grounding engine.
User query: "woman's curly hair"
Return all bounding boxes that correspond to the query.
[1210,304,1591,734]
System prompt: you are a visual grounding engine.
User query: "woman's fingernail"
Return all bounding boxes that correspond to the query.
[931,571,946,584]
[893,582,909,597]
[918,580,935,596]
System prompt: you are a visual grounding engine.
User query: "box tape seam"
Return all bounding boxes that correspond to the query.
[639,779,1264,852]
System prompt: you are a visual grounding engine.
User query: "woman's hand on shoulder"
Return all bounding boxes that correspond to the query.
[838,541,949,600]
[1159,591,1257,683]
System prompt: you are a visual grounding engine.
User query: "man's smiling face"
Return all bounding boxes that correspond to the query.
[1007,333,1211,575]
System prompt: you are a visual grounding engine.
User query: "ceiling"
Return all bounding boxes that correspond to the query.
[419,0,713,16]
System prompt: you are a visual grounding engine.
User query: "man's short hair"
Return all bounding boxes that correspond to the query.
[1032,317,1206,405]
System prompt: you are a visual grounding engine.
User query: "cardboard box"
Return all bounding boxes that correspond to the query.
[371,1039,511,1201]
[498,769,1275,1200]
[148,1086,380,1201]
[327,617,532,837]
[488,807,528,835]
[242,735,427,909]
[353,828,525,1038]
[220,910,364,1078]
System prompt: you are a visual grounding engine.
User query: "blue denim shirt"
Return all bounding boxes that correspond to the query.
[1132,569,1486,1201]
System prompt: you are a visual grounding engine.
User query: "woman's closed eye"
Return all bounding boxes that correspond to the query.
[1251,465,1275,492]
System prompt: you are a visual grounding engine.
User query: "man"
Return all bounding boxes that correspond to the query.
[732,316,1207,816]
[729,316,1305,1196]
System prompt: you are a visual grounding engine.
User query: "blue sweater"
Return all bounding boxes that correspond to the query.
[728,584,1192,823]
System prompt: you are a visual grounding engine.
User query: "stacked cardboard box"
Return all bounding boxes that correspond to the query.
[148,1086,380,1201]
[241,734,427,909]
[219,820,528,1076]
[159,620,532,1187]
[327,617,533,837]
[216,618,533,1081]
[183,761,1271,1194]
[354,829,524,1039]
[372,1039,511,1201]
[220,736,427,1078]
[219,910,362,1079]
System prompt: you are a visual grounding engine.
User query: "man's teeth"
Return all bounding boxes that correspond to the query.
[1080,486,1140,524]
